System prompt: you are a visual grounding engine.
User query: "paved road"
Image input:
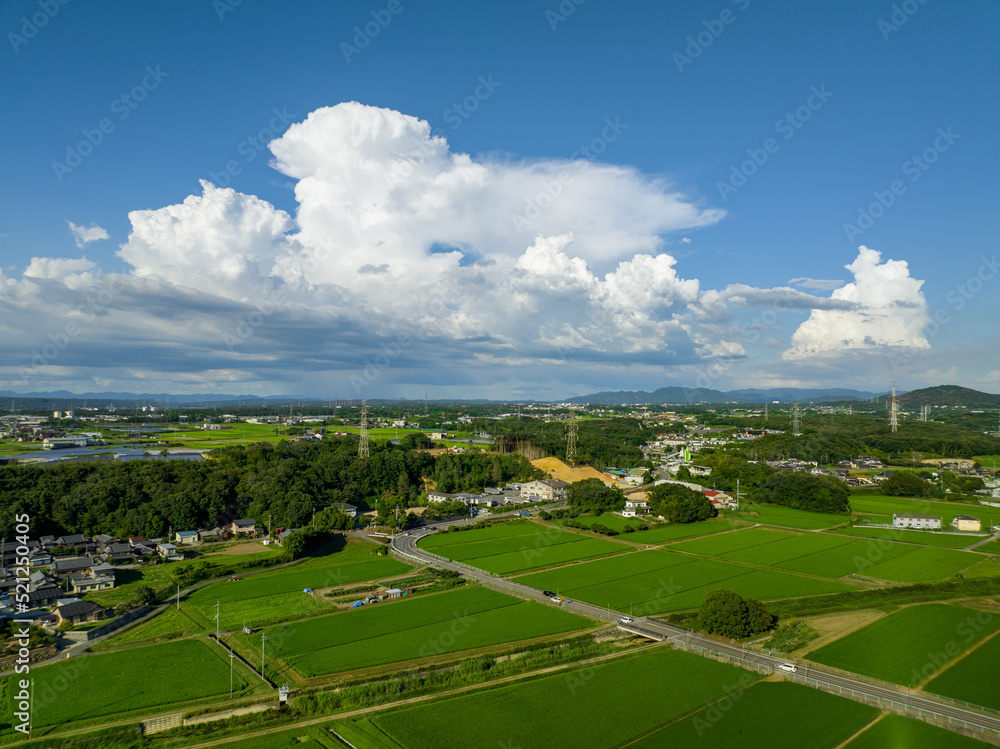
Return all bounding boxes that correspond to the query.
[392,519,1000,741]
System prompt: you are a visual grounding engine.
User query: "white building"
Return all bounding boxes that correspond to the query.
[892,513,942,530]
[519,479,568,502]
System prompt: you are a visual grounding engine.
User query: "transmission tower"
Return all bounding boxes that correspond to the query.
[792,404,800,436]
[889,382,899,433]
[763,402,768,423]
[358,400,370,458]
[566,419,578,463]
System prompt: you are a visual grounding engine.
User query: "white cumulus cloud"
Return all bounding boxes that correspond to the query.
[784,246,930,359]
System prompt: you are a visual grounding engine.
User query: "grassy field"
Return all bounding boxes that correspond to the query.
[850,495,1000,527]
[972,455,1000,470]
[520,549,849,615]
[361,648,758,749]
[264,586,591,677]
[727,503,850,530]
[629,519,744,544]
[844,713,994,748]
[106,606,203,644]
[6,638,246,728]
[925,630,1000,711]
[186,539,410,629]
[972,539,1000,555]
[719,533,854,567]
[551,512,658,532]
[833,525,988,549]
[629,681,879,749]
[806,604,1000,686]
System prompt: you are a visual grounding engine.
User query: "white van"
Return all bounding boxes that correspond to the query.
[620,617,633,624]
[778,663,797,673]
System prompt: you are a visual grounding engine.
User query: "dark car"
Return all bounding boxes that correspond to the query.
[542,590,555,597]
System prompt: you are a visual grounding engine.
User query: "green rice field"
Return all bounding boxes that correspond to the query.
[807,604,1000,686]
[420,522,625,574]
[5,638,246,728]
[352,648,757,749]
[844,713,993,748]
[728,503,850,530]
[833,525,987,549]
[925,630,1000,711]
[629,681,879,749]
[520,549,849,615]
[220,726,340,749]
[265,586,591,677]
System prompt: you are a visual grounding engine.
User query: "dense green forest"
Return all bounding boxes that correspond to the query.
[482,417,647,469]
[0,437,538,539]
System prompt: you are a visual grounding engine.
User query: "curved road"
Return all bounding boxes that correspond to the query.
[392,520,1000,742]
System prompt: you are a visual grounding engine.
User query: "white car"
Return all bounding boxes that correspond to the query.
[777,663,797,673]
[620,617,633,624]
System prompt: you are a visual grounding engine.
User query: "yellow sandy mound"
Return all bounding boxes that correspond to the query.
[531,457,631,488]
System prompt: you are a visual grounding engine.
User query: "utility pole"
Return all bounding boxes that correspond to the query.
[736,478,740,510]
[215,601,221,639]
[260,633,267,677]
[176,584,180,610]
[230,651,236,698]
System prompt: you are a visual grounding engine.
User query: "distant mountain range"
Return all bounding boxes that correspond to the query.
[562,386,884,405]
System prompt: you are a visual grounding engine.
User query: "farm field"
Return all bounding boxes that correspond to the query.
[4,639,246,728]
[925,630,1000,711]
[629,681,879,749]
[266,586,591,677]
[520,549,849,614]
[670,527,800,557]
[775,538,972,580]
[806,604,1000,686]
[844,713,994,748]
[972,539,1000,554]
[419,521,625,574]
[552,515,742,544]
[719,532,854,567]
[832,525,988,549]
[106,606,203,644]
[359,648,758,749]
[187,540,410,629]
[862,546,982,582]
[728,503,849,530]
[850,496,1000,527]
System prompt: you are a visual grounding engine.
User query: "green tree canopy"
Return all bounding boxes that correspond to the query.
[566,478,625,514]
[647,483,716,523]
[699,589,773,638]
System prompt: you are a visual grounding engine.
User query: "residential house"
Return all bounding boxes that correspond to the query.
[276,528,301,546]
[157,543,183,562]
[952,515,982,532]
[55,600,109,625]
[175,530,200,545]
[329,503,358,518]
[703,490,737,510]
[228,519,257,535]
[620,497,650,518]
[67,568,116,594]
[50,557,97,575]
[102,543,132,562]
[25,585,63,608]
[892,513,942,530]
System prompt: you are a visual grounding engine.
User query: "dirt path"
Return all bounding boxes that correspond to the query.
[797,609,888,656]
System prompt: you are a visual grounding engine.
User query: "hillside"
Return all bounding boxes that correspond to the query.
[898,385,1000,409]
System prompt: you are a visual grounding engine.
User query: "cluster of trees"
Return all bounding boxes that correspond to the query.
[566,479,625,514]
[699,589,774,638]
[0,437,532,539]
[647,483,716,523]
[755,472,851,514]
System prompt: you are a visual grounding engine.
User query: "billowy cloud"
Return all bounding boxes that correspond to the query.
[0,105,947,397]
[784,247,930,360]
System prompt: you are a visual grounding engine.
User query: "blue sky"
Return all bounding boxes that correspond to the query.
[2,0,998,399]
